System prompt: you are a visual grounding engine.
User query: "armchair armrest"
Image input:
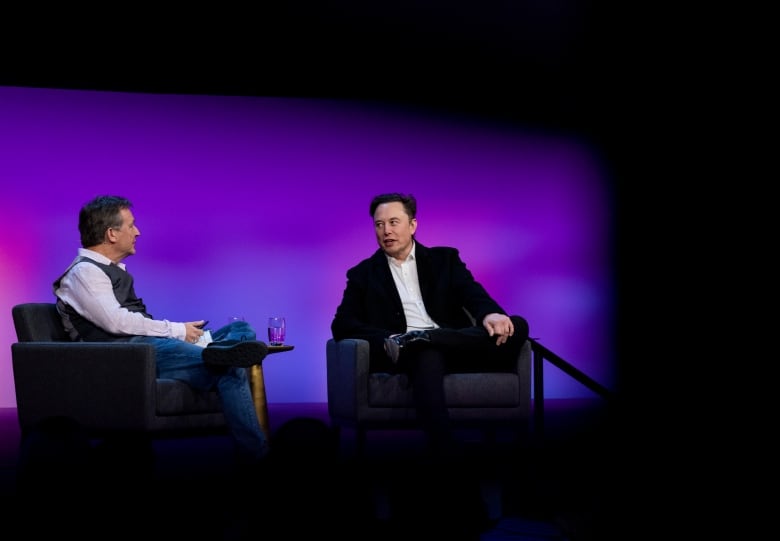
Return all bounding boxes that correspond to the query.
[12,342,158,432]
[515,339,532,382]
[516,340,532,410]
[326,338,370,421]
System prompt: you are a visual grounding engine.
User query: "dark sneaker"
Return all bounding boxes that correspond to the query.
[203,340,268,367]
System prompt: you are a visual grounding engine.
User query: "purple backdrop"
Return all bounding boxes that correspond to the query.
[0,85,615,407]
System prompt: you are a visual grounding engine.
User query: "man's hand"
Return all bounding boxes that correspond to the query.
[185,321,206,344]
[483,313,514,346]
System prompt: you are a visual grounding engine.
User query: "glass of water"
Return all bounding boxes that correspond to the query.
[267,316,286,346]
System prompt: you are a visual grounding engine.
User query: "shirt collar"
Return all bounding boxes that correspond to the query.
[385,240,416,266]
[78,247,126,270]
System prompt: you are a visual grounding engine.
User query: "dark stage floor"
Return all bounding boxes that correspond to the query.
[0,399,624,540]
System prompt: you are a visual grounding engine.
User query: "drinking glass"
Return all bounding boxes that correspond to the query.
[267,316,286,346]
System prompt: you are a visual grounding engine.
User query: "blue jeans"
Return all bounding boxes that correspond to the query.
[129,320,268,461]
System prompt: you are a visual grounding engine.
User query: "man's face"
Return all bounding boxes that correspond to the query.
[109,207,140,260]
[373,201,417,261]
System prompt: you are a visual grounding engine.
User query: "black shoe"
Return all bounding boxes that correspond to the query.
[203,340,268,367]
[384,330,432,364]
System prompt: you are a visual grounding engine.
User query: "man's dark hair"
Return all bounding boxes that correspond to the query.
[79,195,132,248]
[369,192,417,219]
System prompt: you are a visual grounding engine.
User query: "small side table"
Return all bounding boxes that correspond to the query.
[249,344,293,438]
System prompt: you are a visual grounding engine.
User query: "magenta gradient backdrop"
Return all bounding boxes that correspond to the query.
[0,85,616,408]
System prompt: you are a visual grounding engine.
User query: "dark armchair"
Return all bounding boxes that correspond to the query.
[11,302,228,439]
[326,337,532,453]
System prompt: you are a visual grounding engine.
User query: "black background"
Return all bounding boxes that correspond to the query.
[1,3,628,138]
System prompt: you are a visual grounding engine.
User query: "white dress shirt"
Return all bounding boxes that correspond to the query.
[54,248,186,340]
[386,241,439,332]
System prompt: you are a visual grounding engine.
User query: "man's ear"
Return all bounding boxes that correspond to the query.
[105,227,118,243]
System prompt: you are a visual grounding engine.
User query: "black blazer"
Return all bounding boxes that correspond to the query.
[331,241,507,360]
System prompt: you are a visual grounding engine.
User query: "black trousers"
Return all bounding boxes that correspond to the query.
[399,315,529,454]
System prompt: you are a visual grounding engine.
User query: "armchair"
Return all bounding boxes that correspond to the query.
[326,337,532,453]
[11,302,228,439]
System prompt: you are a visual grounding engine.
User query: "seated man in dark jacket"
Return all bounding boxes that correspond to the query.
[331,192,530,457]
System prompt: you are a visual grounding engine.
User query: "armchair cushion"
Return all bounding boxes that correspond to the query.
[326,337,531,435]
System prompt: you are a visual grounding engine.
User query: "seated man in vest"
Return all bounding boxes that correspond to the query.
[53,195,270,465]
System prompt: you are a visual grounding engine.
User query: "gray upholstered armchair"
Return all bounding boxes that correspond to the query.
[11,302,228,439]
[326,337,532,453]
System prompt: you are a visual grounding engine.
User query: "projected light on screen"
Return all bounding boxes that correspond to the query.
[0,86,615,407]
